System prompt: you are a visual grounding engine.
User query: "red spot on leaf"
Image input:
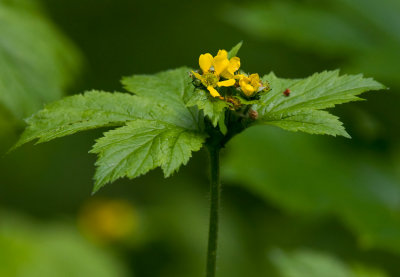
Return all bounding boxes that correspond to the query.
[283,89,291,97]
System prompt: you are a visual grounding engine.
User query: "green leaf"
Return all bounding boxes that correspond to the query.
[270,249,388,277]
[186,89,229,127]
[256,71,385,137]
[13,90,157,148]
[227,41,243,59]
[224,0,400,85]
[233,95,261,105]
[224,3,369,55]
[121,67,201,130]
[14,68,209,190]
[222,126,400,254]
[218,112,228,135]
[0,212,128,277]
[336,0,400,43]
[90,119,206,192]
[0,1,81,119]
[260,109,350,138]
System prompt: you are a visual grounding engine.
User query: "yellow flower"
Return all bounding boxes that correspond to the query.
[78,199,138,244]
[239,73,263,97]
[192,50,241,98]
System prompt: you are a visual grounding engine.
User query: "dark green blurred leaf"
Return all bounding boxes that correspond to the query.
[0,0,81,119]
[222,126,400,253]
[224,0,400,84]
[336,0,400,42]
[224,2,370,55]
[0,212,128,277]
[270,249,387,277]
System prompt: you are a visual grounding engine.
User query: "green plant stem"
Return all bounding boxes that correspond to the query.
[206,145,221,277]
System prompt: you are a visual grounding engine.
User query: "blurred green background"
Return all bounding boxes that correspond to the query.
[1,0,399,276]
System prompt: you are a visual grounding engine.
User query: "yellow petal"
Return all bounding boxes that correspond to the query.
[199,53,213,73]
[192,71,202,80]
[213,50,230,75]
[249,73,260,80]
[249,73,261,91]
[244,84,255,92]
[213,57,229,76]
[242,84,255,96]
[234,74,245,80]
[217,79,236,87]
[207,86,221,98]
[227,57,240,74]
[239,77,249,87]
[216,49,228,59]
[220,71,235,79]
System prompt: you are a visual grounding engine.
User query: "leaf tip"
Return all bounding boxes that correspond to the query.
[228,41,244,59]
[91,181,105,195]
[342,132,352,139]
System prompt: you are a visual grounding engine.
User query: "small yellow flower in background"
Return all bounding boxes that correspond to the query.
[192,49,241,98]
[239,73,264,97]
[78,198,138,244]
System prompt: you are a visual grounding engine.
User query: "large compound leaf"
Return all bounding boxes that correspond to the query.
[14,91,157,148]
[122,67,201,130]
[257,71,384,137]
[14,68,207,191]
[16,67,205,149]
[0,0,81,119]
[260,71,384,113]
[90,119,206,192]
[261,109,349,138]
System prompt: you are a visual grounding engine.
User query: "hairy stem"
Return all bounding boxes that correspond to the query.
[206,145,221,277]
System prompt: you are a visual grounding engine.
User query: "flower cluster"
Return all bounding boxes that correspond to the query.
[191,49,270,100]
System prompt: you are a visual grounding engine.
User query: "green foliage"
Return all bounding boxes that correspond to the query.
[256,71,385,137]
[227,41,243,59]
[224,2,369,54]
[0,212,128,277]
[218,112,228,135]
[14,47,384,191]
[260,109,349,138]
[16,68,207,192]
[14,91,153,148]
[4,3,396,276]
[270,249,387,277]
[90,120,206,192]
[222,126,400,254]
[232,95,259,105]
[224,0,400,84]
[122,67,201,130]
[0,0,81,120]
[186,89,229,127]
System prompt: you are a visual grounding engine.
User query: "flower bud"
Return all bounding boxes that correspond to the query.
[249,109,258,120]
